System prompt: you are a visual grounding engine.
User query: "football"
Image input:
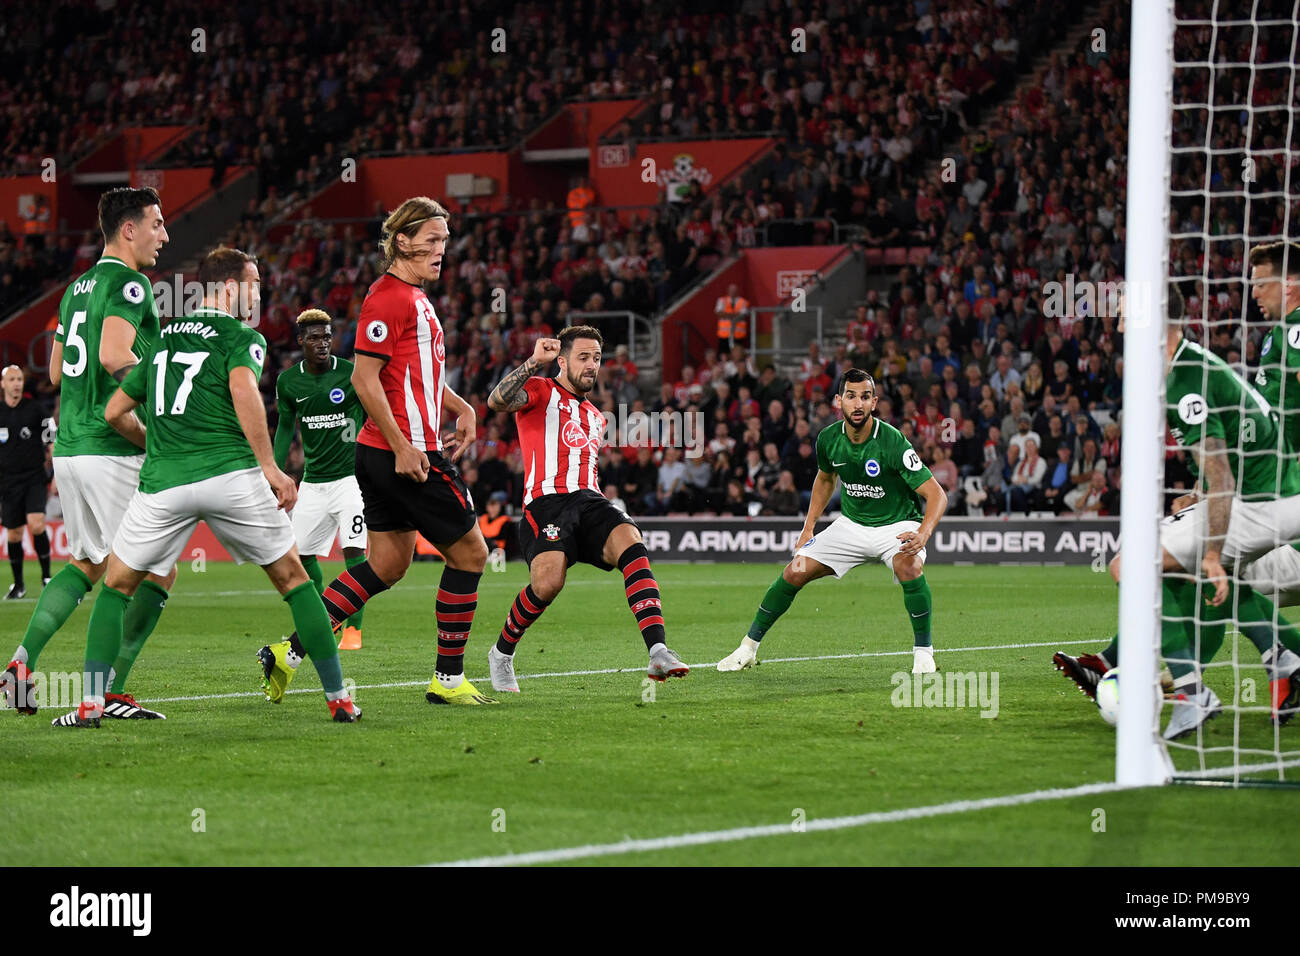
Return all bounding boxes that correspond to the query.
[1096,669,1120,727]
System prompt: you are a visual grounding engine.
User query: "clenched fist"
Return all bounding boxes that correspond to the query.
[533,337,561,365]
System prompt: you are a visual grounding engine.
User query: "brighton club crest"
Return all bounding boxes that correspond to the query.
[543,523,561,542]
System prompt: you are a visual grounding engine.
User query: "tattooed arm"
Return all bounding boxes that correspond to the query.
[488,337,560,412]
[1197,434,1233,607]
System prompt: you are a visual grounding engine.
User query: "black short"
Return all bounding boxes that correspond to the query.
[1,476,46,528]
[519,489,637,571]
[354,443,476,545]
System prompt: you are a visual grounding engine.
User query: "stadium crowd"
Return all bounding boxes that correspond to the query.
[0,0,1063,319]
[11,0,1294,526]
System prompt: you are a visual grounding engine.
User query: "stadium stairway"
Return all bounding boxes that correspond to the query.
[916,1,1104,186]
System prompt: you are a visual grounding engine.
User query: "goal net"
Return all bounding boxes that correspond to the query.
[1120,0,1300,786]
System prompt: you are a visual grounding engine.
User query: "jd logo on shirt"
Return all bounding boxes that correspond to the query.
[865,459,880,477]
[1178,393,1208,426]
[329,388,345,404]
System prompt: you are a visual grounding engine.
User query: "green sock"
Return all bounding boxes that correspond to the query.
[1099,636,1119,668]
[19,565,93,669]
[84,585,131,702]
[301,555,324,594]
[1235,587,1300,657]
[1161,579,1199,682]
[110,580,169,693]
[746,575,800,642]
[900,575,932,646]
[343,553,367,629]
[284,580,344,694]
[1195,577,1233,664]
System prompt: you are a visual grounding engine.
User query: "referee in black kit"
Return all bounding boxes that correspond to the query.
[0,366,53,599]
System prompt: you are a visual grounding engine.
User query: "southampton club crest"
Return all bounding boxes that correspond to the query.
[658,152,713,202]
[543,523,561,542]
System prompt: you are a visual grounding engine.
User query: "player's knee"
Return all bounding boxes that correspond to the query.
[894,555,922,581]
[74,558,105,583]
[104,567,141,596]
[1108,553,1121,583]
[532,573,565,602]
[373,560,408,587]
[27,516,45,534]
[782,562,807,588]
[455,536,490,571]
[5,528,20,543]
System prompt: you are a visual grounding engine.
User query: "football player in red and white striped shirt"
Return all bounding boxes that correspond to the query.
[260,197,495,706]
[484,325,688,692]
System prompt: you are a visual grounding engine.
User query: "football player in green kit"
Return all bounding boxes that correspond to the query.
[52,248,358,727]
[719,369,949,675]
[273,309,369,649]
[2,188,175,720]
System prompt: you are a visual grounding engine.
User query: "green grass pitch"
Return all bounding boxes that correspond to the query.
[1,559,1294,866]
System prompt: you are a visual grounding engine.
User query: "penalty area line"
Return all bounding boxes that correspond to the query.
[426,781,1133,867]
[140,638,1100,704]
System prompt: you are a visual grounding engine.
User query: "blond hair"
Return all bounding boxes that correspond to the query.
[380,197,449,266]
[296,308,332,327]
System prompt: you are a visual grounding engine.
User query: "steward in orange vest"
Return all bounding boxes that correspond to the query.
[714,284,750,350]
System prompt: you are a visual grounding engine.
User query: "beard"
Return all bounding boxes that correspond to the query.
[565,368,596,394]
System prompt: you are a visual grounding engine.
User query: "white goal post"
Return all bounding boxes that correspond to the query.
[1117,0,1176,787]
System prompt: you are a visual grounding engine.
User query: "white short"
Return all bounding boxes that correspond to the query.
[291,475,367,556]
[113,467,296,576]
[797,514,925,579]
[1240,545,1300,608]
[52,454,144,564]
[1161,497,1300,573]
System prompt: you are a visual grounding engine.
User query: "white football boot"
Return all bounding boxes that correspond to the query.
[487,646,520,693]
[717,637,759,672]
[912,646,937,674]
[1162,686,1222,740]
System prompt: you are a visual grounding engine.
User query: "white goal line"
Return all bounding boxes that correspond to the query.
[425,781,1133,867]
[139,638,1101,704]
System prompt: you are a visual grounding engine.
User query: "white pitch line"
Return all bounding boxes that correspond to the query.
[147,578,1111,599]
[1174,756,1300,779]
[108,577,1111,600]
[140,637,1099,704]
[427,781,1132,867]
